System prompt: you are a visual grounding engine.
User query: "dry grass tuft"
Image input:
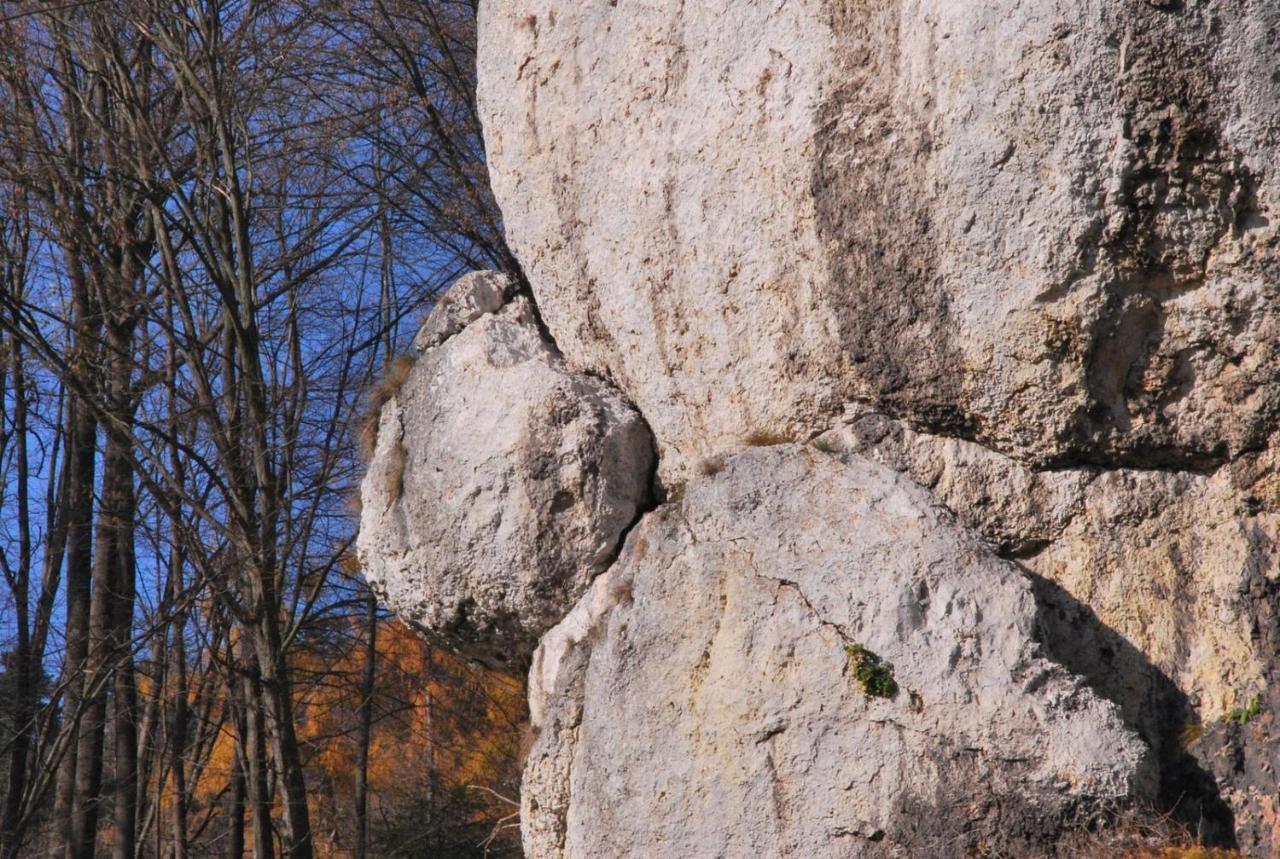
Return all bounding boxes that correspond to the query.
[742,429,794,447]
[1178,721,1207,751]
[384,439,408,504]
[1050,806,1243,859]
[697,455,726,476]
[1122,849,1242,858]
[359,354,416,459]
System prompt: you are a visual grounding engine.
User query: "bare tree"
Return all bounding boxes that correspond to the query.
[0,2,527,857]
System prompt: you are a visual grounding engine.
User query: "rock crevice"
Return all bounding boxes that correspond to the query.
[521,447,1157,858]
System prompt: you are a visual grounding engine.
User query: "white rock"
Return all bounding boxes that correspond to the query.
[479,0,1280,479]
[523,446,1156,858]
[818,406,1279,762]
[358,289,654,667]
[412,270,519,352]
[351,1,1280,852]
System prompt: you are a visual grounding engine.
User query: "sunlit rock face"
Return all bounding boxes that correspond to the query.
[357,280,654,669]
[359,0,1280,855]
[479,0,1280,481]
[523,446,1156,858]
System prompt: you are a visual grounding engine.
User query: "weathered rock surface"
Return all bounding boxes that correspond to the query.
[817,407,1279,731]
[357,281,654,667]
[356,0,1280,854]
[523,446,1156,858]
[817,407,1280,848]
[411,270,519,352]
[479,0,1280,479]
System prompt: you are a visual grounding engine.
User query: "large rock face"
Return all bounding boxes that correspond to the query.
[357,0,1280,855]
[523,446,1155,858]
[357,284,654,667]
[479,0,1280,479]
[817,406,1279,731]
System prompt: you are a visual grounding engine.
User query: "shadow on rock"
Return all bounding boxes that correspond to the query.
[1024,569,1237,848]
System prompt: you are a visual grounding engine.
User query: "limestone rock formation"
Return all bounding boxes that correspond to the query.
[479,0,1280,480]
[358,0,1280,854]
[357,283,654,667]
[817,405,1278,731]
[817,407,1280,848]
[523,446,1156,858]
[411,270,519,352]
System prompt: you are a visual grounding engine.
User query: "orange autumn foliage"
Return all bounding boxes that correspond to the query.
[296,619,525,856]
[185,618,525,857]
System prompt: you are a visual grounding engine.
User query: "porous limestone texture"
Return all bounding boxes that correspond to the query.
[523,446,1156,858]
[816,407,1280,733]
[353,0,1280,853]
[412,270,519,352]
[479,0,1280,480]
[816,407,1280,849]
[357,281,654,667]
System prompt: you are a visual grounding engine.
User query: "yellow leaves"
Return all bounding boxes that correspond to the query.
[289,616,526,854]
[165,612,524,857]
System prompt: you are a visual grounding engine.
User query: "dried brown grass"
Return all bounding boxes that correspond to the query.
[1049,807,1242,859]
[359,354,416,459]
[384,438,408,503]
[742,429,794,447]
[697,455,726,476]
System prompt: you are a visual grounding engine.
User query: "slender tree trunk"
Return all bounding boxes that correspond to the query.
[249,625,311,859]
[157,289,191,859]
[71,485,112,859]
[103,311,140,859]
[243,661,274,859]
[0,321,33,859]
[54,252,100,859]
[226,741,246,859]
[109,468,139,859]
[168,626,189,859]
[352,595,377,859]
[223,650,248,859]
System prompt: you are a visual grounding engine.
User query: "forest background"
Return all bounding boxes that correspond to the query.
[0,1,527,856]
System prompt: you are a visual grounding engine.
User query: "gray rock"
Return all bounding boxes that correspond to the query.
[523,446,1156,858]
[479,0,1280,479]
[357,291,654,667]
[412,270,519,352]
[351,2,1280,854]
[816,406,1278,749]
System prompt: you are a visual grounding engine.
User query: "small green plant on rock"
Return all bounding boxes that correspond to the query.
[1228,694,1263,726]
[846,643,898,699]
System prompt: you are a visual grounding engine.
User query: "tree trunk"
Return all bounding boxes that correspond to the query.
[244,669,275,859]
[226,742,246,859]
[249,624,312,859]
[352,595,377,859]
[0,318,34,859]
[54,268,99,859]
[104,314,140,859]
